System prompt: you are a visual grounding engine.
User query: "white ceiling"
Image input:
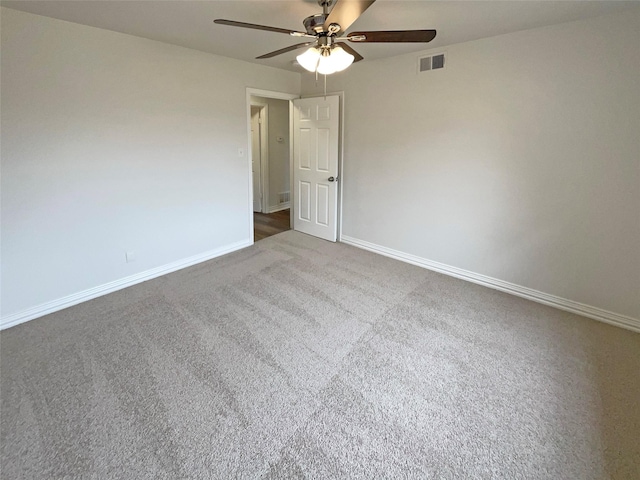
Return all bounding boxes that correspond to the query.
[2,0,638,72]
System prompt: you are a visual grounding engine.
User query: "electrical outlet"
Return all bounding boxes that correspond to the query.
[125,251,136,263]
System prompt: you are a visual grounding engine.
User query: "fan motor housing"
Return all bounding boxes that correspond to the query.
[303,14,328,35]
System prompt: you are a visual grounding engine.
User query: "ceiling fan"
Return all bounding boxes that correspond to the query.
[214,0,436,75]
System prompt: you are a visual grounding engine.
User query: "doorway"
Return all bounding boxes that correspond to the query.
[246,88,344,244]
[250,95,291,215]
[248,91,296,241]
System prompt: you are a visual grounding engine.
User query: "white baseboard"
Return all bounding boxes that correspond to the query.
[341,235,640,334]
[267,203,290,214]
[1,239,252,330]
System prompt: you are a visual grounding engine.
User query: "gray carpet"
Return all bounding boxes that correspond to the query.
[1,231,639,479]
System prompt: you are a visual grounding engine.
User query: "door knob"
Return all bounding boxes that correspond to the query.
[328,176,337,182]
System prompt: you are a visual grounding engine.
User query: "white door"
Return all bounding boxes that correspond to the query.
[251,106,262,212]
[293,96,340,241]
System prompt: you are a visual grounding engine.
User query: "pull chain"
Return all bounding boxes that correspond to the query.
[324,74,327,100]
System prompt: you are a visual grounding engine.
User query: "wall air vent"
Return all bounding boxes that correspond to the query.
[278,191,290,204]
[418,53,446,73]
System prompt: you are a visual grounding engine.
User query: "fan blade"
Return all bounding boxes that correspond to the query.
[335,42,364,62]
[323,0,376,34]
[214,19,314,38]
[347,30,437,43]
[257,42,316,59]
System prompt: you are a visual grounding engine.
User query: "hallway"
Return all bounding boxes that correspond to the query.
[254,209,290,241]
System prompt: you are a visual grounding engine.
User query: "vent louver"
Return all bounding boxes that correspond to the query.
[418,53,445,73]
[278,191,290,204]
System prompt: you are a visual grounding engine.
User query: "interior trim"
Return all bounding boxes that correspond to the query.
[341,235,640,334]
[267,203,291,213]
[0,239,252,330]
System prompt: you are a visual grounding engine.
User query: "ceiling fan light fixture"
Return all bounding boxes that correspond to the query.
[329,46,354,72]
[296,47,322,72]
[317,56,337,75]
[297,45,354,75]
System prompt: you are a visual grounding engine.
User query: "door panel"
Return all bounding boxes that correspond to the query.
[299,181,311,221]
[317,184,329,226]
[318,105,331,121]
[299,105,312,120]
[293,96,340,242]
[299,129,311,169]
[317,128,330,172]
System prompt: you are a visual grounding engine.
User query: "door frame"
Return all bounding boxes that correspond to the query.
[246,89,297,240]
[250,102,269,213]
[245,88,345,242]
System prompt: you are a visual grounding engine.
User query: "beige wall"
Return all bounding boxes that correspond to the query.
[1,8,300,323]
[3,6,639,328]
[302,8,640,321]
